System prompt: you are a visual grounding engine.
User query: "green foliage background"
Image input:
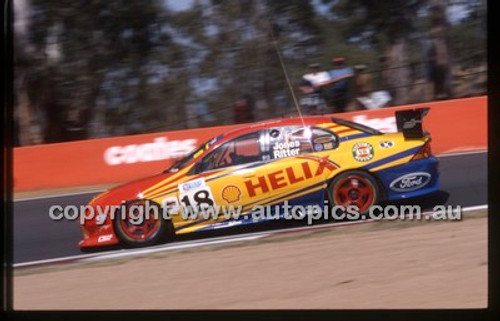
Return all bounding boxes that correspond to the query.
[14,0,486,145]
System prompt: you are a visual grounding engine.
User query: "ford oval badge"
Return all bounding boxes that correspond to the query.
[389,172,432,192]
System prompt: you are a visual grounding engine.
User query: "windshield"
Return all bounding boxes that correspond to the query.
[165,134,223,173]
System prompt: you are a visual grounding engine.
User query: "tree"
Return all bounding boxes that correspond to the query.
[15,0,183,143]
[173,0,323,122]
[327,0,453,104]
[16,0,479,145]
[15,1,324,141]
[14,0,43,145]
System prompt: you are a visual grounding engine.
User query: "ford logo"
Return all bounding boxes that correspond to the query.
[389,172,432,192]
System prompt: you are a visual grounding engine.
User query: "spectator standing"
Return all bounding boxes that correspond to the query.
[378,55,398,106]
[242,94,255,122]
[64,105,91,141]
[427,28,451,100]
[233,95,255,124]
[355,65,391,110]
[301,63,331,88]
[354,64,372,95]
[427,3,453,100]
[298,63,330,114]
[327,57,354,113]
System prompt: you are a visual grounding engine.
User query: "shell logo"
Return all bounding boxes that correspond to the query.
[221,185,242,203]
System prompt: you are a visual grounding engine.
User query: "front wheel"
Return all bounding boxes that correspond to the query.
[113,200,174,248]
[328,170,380,214]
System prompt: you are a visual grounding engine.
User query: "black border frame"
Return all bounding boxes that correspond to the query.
[2,0,499,320]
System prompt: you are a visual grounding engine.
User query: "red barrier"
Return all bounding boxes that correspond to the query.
[13,96,486,191]
[336,96,487,155]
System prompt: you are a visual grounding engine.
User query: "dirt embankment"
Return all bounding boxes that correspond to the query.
[14,215,487,309]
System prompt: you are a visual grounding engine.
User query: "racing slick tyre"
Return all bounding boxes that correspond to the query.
[327,170,380,217]
[114,200,174,248]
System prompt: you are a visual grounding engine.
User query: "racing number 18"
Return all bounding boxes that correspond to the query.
[180,187,215,211]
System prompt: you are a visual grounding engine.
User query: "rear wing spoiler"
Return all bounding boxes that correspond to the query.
[395,108,430,139]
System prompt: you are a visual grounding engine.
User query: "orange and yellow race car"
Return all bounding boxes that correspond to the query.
[79,108,439,249]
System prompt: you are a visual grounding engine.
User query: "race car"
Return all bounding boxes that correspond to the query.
[79,108,440,249]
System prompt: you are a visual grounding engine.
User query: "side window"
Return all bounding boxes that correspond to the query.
[267,126,338,160]
[268,126,310,159]
[196,131,263,173]
[309,127,339,152]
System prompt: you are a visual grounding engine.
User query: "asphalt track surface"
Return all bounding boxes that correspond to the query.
[13,152,487,264]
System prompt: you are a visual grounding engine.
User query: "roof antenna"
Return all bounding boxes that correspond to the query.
[265,11,313,149]
[265,14,307,128]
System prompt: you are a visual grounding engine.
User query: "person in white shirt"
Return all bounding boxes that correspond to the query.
[301,63,331,87]
[298,63,330,115]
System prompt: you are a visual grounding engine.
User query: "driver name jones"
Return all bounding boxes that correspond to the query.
[273,141,300,159]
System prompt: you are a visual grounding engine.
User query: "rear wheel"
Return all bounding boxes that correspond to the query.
[328,170,379,214]
[114,200,174,248]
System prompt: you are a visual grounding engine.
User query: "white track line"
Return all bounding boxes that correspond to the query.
[84,234,266,263]
[459,204,488,212]
[14,189,105,202]
[13,219,377,268]
[13,150,487,202]
[13,253,101,268]
[436,149,487,158]
[14,233,267,268]
[14,204,488,269]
